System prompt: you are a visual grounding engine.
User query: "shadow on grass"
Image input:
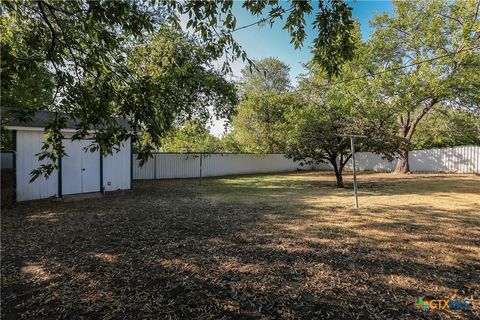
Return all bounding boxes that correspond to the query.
[1,173,479,319]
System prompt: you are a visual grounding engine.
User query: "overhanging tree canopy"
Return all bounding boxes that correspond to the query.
[1,0,357,179]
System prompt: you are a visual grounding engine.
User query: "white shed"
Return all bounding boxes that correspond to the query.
[5,112,132,201]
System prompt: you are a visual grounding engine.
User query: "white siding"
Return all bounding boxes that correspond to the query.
[16,131,59,201]
[102,139,132,192]
[409,146,479,173]
[341,153,396,172]
[133,154,155,180]
[155,153,200,179]
[15,130,131,201]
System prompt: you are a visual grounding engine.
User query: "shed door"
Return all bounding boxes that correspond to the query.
[80,140,100,193]
[62,140,100,195]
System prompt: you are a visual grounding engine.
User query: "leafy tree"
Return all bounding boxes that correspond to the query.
[368,0,480,173]
[175,0,356,76]
[1,4,236,178]
[219,131,247,153]
[238,57,292,94]
[160,122,250,154]
[159,120,223,153]
[411,108,480,149]
[233,92,297,153]
[285,34,399,188]
[126,28,237,156]
[1,15,55,121]
[232,58,294,153]
[285,88,397,188]
[1,0,357,179]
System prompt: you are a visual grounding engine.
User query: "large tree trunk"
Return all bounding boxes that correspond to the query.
[394,98,439,174]
[395,146,410,174]
[334,169,344,188]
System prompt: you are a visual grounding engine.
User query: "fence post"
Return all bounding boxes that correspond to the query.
[154,154,157,179]
[199,152,203,184]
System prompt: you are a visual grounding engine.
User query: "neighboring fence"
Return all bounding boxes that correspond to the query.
[339,145,480,173]
[1,151,16,207]
[133,146,480,180]
[133,153,322,180]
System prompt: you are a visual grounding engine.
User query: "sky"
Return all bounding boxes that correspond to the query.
[209,0,395,136]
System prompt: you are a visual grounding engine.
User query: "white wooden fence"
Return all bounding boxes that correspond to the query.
[133,146,480,180]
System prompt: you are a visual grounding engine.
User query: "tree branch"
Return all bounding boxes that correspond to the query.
[36,1,56,63]
[340,153,352,168]
[45,4,82,81]
[406,97,439,141]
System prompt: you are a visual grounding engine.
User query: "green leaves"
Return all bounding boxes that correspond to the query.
[366,0,480,163]
[127,27,237,161]
[2,0,358,179]
[412,108,480,149]
[159,120,223,153]
[312,0,356,77]
[232,58,294,153]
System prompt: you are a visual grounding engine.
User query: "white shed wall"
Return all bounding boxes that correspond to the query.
[16,130,59,201]
[102,139,132,192]
[14,130,131,201]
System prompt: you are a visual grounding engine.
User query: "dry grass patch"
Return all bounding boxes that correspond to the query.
[1,172,479,319]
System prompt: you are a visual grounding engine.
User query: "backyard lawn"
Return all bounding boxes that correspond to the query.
[1,172,479,319]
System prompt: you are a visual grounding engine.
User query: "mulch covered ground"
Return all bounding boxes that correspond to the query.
[1,172,479,319]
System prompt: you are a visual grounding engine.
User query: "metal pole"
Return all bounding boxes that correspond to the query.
[350,137,359,209]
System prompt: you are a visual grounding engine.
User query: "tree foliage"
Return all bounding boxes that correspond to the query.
[367,0,480,173]
[157,121,247,154]
[232,58,294,153]
[285,36,399,187]
[126,28,237,156]
[411,108,480,149]
[1,0,357,179]
[159,120,222,153]
[238,57,292,94]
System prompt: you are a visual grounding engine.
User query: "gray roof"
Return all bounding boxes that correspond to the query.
[4,111,131,131]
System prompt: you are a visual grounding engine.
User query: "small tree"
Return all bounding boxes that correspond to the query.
[285,103,354,188]
[285,97,398,188]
